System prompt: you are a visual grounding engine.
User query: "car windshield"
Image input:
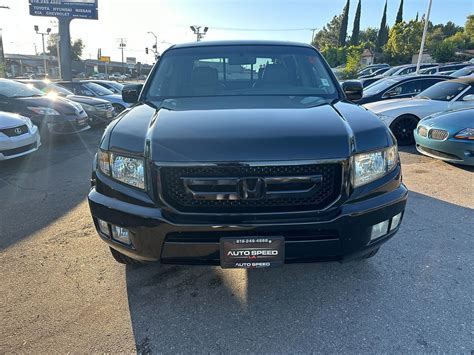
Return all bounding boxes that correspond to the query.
[48,83,74,95]
[0,80,45,98]
[381,66,402,77]
[82,82,114,96]
[145,45,340,100]
[451,66,474,77]
[416,81,468,101]
[363,78,401,96]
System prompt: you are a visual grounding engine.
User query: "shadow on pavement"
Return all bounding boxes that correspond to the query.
[125,191,473,353]
[0,127,103,250]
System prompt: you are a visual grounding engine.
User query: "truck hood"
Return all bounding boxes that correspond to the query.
[108,97,393,162]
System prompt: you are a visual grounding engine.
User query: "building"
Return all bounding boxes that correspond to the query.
[360,48,375,66]
[4,53,153,79]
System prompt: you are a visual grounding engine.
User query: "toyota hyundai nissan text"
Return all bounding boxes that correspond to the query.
[88,41,408,267]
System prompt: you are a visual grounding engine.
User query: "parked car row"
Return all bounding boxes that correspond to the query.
[361,77,474,144]
[0,79,127,160]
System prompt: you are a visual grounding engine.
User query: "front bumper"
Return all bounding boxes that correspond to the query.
[0,126,41,160]
[88,182,408,265]
[415,132,474,166]
[86,109,116,125]
[32,111,91,135]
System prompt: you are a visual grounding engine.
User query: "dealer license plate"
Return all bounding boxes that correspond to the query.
[220,236,284,269]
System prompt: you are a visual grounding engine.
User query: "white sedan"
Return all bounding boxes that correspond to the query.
[363,77,474,145]
[0,111,41,160]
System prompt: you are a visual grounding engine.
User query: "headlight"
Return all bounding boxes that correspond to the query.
[22,117,33,129]
[352,146,398,187]
[79,103,96,111]
[454,128,474,140]
[27,106,60,115]
[97,150,145,189]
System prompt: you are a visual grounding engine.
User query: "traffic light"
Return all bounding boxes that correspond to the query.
[145,47,149,54]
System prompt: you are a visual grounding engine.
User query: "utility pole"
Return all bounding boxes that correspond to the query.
[416,0,432,74]
[190,26,208,41]
[0,5,10,78]
[147,31,159,61]
[310,28,317,44]
[117,38,127,74]
[34,25,51,77]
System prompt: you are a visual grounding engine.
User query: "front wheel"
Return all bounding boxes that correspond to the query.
[390,115,419,146]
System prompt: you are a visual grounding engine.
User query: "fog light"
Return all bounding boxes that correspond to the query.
[97,219,110,237]
[371,220,389,241]
[111,225,131,245]
[390,212,402,231]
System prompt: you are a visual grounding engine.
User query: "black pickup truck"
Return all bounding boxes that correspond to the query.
[88,40,407,268]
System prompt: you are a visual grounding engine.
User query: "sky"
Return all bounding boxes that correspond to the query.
[1,0,472,65]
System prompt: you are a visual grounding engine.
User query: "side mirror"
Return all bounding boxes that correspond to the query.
[341,80,363,101]
[462,94,474,102]
[384,90,398,98]
[122,84,143,104]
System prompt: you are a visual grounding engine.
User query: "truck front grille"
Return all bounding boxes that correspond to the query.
[158,163,343,213]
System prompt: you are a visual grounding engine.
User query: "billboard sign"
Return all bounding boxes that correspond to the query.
[126,57,137,65]
[29,0,99,20]
[99,56,110,62]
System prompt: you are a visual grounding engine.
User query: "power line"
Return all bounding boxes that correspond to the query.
[209,26,314,32]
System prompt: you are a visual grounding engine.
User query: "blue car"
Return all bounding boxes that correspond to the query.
[414,108,474,166]
[56,81,130,113]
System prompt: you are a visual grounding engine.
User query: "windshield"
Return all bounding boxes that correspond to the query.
[145,45,339,100]
[0,80,44,98]
[416,81,468,101]
[44,83,74,96]
[381,67,402,77]
[363,78,401,96]
[82,82,114,96]
[451,66,474,77]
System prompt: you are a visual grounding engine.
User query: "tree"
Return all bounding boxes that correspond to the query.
[377,1,389,49]
[350,0,362,45]
[312,14,343,50]
[431,40,456,62]
[342,45,363,79]
[395,0,403,24]
[47,34,84,61]
[465,15,474,42]
[339,0,350,46]
[359,27,378,45]
[385,20,424,64]
[415,12,418,22]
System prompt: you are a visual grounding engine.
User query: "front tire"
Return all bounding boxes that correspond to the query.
[109,247,142,265]
[390,115,419,146]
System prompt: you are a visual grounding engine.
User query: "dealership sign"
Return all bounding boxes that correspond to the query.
[29,0,98,20]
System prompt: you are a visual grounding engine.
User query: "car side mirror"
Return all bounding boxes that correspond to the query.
[122,84,143,104]
[341,80,363,101]
[462,94,474,102]
[384,90,398,98]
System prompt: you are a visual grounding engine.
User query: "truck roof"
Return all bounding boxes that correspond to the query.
[170,40,315,50]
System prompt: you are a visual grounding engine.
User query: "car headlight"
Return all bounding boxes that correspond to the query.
[97,150,145,189]
[454,128,474,140]
[27,106,60,115]
[352,146,398,187]
[79,103,96,111]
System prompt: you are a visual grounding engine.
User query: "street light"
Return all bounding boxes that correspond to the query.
[34,25,51,77]
[147,31,159,61]
[190,25,208,41]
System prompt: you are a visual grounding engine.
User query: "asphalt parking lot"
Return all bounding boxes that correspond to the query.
[0,127,473,353]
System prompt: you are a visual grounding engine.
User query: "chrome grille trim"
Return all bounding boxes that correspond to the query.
[429,129,449,141]
[156,160,346,214]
